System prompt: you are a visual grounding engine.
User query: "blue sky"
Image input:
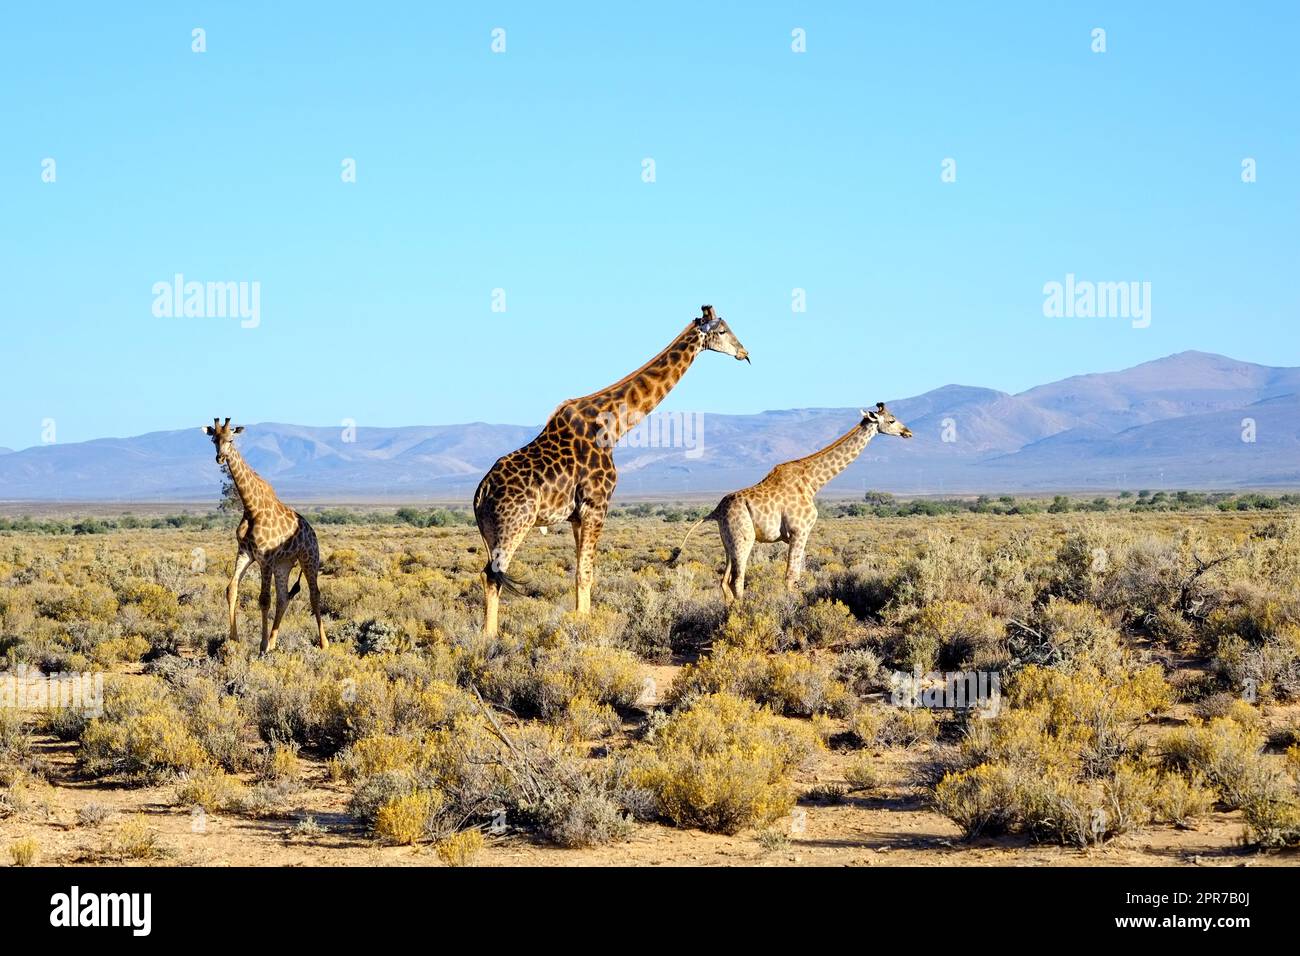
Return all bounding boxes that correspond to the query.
[2,2,1296,450]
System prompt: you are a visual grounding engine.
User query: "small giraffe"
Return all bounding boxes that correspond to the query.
[669,403,912,600]
[203,418,328,654]
[474,306,750,635]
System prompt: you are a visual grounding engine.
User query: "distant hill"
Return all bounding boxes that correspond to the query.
[1,351,1296,501]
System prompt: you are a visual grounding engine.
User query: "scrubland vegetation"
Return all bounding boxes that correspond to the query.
[2,505,1299,865]
[4,489,1293,536]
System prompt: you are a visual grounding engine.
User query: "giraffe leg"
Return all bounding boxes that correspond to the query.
[258,565,272,653]
[729,517,756,603]
[718,521,736,601]
[719,504,755,603]
[305,562,327,649]
[573,506,607,615]
[483,573,500,638]
[570,519,585,612]
[262,563,292,655]
[785,529,810,592]
[226,551,254,644]
[480,521,531,637]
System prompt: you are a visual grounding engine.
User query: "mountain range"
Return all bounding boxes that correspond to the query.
[1,351,1297,502]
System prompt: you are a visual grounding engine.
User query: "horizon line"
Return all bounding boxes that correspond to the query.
[0,347,1276,453]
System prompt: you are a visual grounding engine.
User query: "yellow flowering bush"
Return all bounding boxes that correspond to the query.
[630,692,821,834]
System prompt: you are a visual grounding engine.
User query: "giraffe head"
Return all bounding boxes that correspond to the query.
[202,417,245,465]
[694,305,750,362]
[862,403,913,438]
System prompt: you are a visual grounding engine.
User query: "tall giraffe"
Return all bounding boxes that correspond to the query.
[203,418,328,654]
[474,306,750,635]
[670,404,912,600]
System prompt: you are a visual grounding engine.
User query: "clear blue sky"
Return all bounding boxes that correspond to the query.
[2,2,1296,450]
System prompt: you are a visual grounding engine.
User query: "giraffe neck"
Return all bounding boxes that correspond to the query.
[573,322,703,444]
[799,421,880,490]
[223,446,275,514]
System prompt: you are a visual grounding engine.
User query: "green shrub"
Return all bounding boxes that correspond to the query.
[630,693,821,834]
[78,677,208,781]
[670,645,849,716]
[1162,709,1275,810]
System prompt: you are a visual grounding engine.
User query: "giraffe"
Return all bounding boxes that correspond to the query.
[202,418,328,654]
[474,305,750,635]
[669,403,912,601]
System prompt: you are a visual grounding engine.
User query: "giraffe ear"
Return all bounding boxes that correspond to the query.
[695,306,721,332]
[202,426,215,436]
[233,426,245,434]
[862,408,879,422]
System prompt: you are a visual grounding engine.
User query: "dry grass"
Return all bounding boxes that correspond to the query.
[2,509,1300,862]
[9,837,38,866]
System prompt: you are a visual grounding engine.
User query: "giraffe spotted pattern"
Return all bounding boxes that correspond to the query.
[204,418,328,654]
[670,403,913,600]
[473,306,750,636]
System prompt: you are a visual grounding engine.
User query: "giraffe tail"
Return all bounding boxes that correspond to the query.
[667,504,722,566]
[287,570,304,602]
[483,561,529,597]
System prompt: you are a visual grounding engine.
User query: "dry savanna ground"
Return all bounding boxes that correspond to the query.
[3,508,1300,868]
